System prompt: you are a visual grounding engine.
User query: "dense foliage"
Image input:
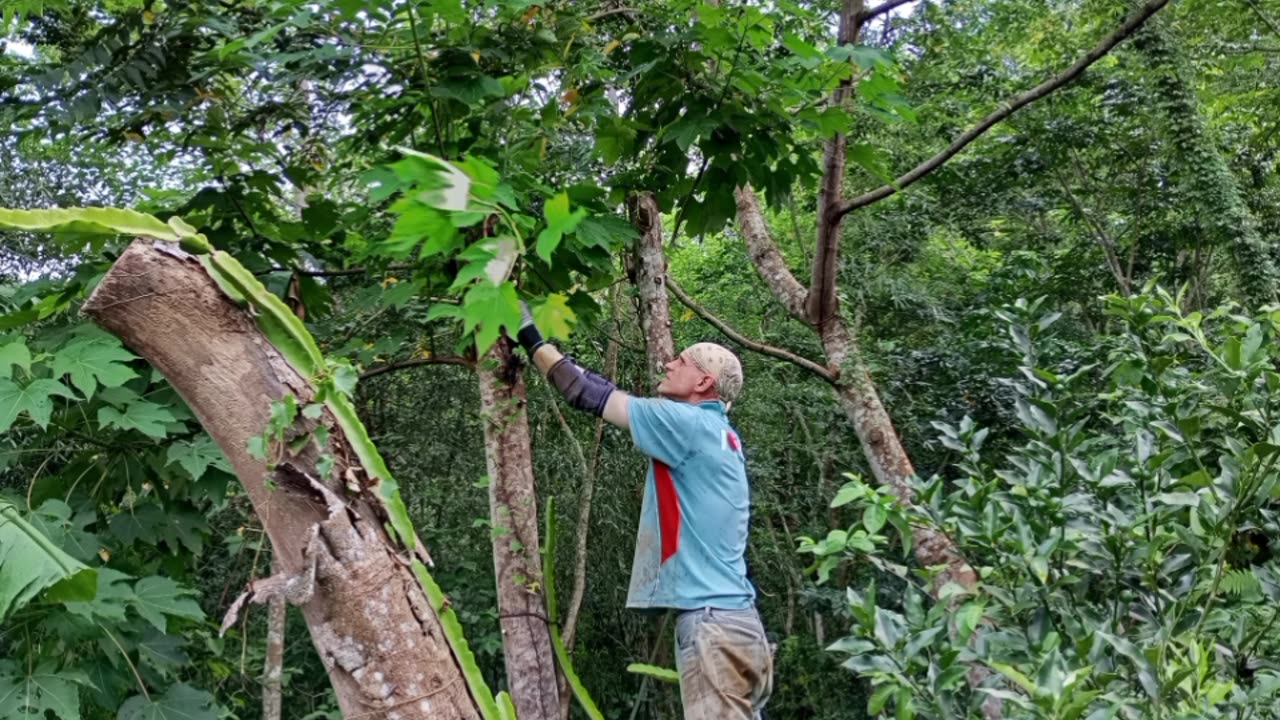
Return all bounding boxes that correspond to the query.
[3,0,1280,718]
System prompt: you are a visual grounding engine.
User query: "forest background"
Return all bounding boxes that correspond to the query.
[4,0,1280,718]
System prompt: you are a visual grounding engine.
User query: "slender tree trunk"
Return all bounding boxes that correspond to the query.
[627,193,676,382]
[84,240,481,720]
[737,188,978,587]
[263,562,285,720]
[477,340,561,720]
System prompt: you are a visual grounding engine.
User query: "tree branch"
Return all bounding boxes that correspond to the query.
[666,277,838,385]
[359,356,472,381]
[833,0,1173,220]
[1241,0,1280,38]
[257,264,416,277]
[810,0,866,329]
[586,7,641,23]
[859,0,916,21]
[735,186,812,323]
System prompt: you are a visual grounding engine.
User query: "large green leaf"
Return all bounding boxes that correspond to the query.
[0,500,97,619]
[136,630,189,677]
[131,576,204,632]
[0,207,179,240]
[28,499,102,564]
[50,338,138,398]
[97,400,179,439]
[535,192,587,263]
[531,293,576,341]
[165,435,232,481]
[117,684,219,720]
[0,660,85,720]
[0,377,77,431]
[0,342,31,380]
[63,568,133,623]
[462,281,521,355]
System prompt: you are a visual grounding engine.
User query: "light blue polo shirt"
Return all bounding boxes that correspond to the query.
[624,397,756,610]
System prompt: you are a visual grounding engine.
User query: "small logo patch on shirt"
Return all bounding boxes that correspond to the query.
[723,429,741,452]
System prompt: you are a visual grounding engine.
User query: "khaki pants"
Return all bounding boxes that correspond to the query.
[674,607,774,720]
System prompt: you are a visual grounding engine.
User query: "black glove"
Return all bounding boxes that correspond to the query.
[516,300,545,355]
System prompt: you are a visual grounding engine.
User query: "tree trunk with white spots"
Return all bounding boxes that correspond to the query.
[627,192,677,384]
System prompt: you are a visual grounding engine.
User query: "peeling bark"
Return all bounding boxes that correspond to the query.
[84,240,481,720]
[627,193,676,382]
[477,340,561,720]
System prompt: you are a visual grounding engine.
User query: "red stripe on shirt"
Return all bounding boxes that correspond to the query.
[654,460,681,564]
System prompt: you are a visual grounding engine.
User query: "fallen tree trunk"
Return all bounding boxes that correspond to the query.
[84,239,483,720]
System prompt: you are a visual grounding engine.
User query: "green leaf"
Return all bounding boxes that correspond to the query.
[575,214,637,250]
[0,377,76,431]
[118,683,220,720]
[331,362,359,397]
[426,303,464,322]
[131,576,204,633]
[50,337,138,398]
[1096,632,1159,700]
[462,281,521,355]
[385,204,457,259]
[863,503,887,534]
[868,683,895,714]
[64,568,133,623]
[955,601,984,640]
[0,660,84,720]
[166,435,232,481]
[0,500,97,619]
[0,341,31,379]
[98,400,179,439]
[831,480,866,507]
[247,435,268,461]
[625,663,681,684]
[531,293,576,341]
[989,661,1038,696]
[381,279,423,308]
[29,500,101,564]
[137,630,189,677]
[537,193,588,263]
[0,207,179,240]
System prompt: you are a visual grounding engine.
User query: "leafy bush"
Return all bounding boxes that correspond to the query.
[808,288,1280,718]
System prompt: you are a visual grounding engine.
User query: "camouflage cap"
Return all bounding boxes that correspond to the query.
[684,342,744,405]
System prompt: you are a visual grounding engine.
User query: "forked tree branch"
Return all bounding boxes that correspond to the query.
[860,0,916,21]
[666,276,838,384]
[833,0,1173,220]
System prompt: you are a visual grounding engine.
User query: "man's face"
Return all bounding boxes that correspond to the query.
[657,351,715,401]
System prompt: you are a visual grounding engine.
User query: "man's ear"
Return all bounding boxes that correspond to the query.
[696,374,716,393]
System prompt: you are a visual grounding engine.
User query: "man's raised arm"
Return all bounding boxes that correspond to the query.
[516,303,631,429]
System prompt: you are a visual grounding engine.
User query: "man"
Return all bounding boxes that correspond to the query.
[516,307,773,720]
